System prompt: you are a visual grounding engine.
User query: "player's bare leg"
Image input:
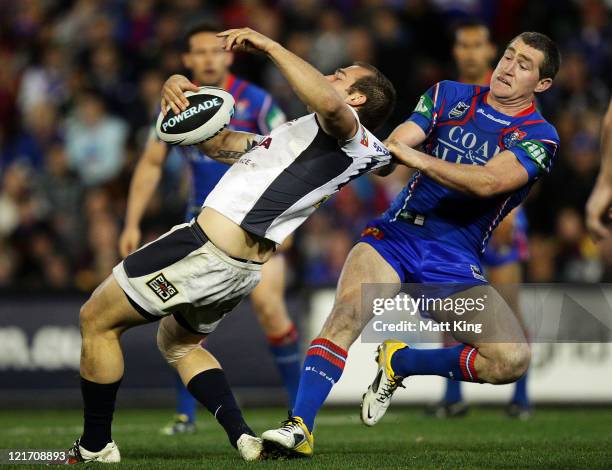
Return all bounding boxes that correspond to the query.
[362,284,530,426]
[489,263,532,418]
[262,243,401,457]
[70,274,263,463]
[80,276,151,383]
[250,253,301,408]
[319,244,401,349]
[69,275,153,463]
[157,316,263,460]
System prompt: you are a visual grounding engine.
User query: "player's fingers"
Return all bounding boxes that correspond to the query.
[160,97,168,116]
[171,85,189,110]
[217,29,237,38]
[222,31,237,50]
[235,31,253,47]
[226,31,245,51]
[163,87,183,115]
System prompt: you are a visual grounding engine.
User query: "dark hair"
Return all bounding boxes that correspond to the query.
[183,21,222,51]
[347,62,396,130]
[453,18,491,42]
[508,32,561,80]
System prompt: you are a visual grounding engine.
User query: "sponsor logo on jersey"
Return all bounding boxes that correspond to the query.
[503,129,527,148]
[448,101,470,119]
[146,273,179,302]
[516,139,550,171]
[476,108,511,126]
[361,226,384,240]
[162,98,222,131]
[360,126,369,147]
[257,136,273,149]
[413,93,434,120]
[431,125,501,164]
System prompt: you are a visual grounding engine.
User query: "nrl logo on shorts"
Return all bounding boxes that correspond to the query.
[147,273,179,302]
[448,101,470,119]
[470,264,486,282]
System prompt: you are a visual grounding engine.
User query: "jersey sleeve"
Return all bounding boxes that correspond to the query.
[342,107,391,169]
[506,123,559,181]
[256,94,286,135]
[407,81,448,135]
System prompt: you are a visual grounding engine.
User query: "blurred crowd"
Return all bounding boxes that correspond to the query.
[0,0,611,292]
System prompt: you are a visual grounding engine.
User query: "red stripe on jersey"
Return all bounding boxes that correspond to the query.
[437,87,480,127]
[223,73,237,93]
[233,81,248,102]
[438,98,446,119]
[515,101,537,117]
[230,118,257,128]
[483,91,536,118]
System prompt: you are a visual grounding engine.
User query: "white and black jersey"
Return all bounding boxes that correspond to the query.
[204,108,391,244]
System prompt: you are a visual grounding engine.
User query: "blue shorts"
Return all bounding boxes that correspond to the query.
[359,219,488,285]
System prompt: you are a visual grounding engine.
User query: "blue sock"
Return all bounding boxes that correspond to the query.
[391,344,480,382]
[293,338,347,432]
[511,372,529,406]
[267,324,301,409]
[175,372,196,422]
[444,379,463,403]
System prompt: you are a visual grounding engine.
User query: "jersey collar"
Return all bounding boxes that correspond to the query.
[482,91,536,119]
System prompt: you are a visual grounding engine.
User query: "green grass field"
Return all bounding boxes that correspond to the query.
[1,407,611,469]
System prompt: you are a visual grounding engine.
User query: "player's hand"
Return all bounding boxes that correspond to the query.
[119,225,142,258]
[217,28,278,55]
[384,138,422,169]
[161,74,199,116]
[586,177,612,241]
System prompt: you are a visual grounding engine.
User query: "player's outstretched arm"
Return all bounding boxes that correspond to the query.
[386,138,529,197]
[196,129,264,165]
[586,99,612,240]
[218,28,357,140]
[119,136,168,257]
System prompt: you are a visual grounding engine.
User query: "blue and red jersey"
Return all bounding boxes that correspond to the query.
[164,73,285,219]
[383,80,559,256]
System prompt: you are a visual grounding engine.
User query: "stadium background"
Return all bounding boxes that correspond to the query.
[1,0,611,411]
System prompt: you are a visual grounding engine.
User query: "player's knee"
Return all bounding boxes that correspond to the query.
[79,296,102,337]
[489,344,530,384]
[156,322,200,367]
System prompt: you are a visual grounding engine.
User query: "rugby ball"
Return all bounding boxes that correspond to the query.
[156,86,234,145]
